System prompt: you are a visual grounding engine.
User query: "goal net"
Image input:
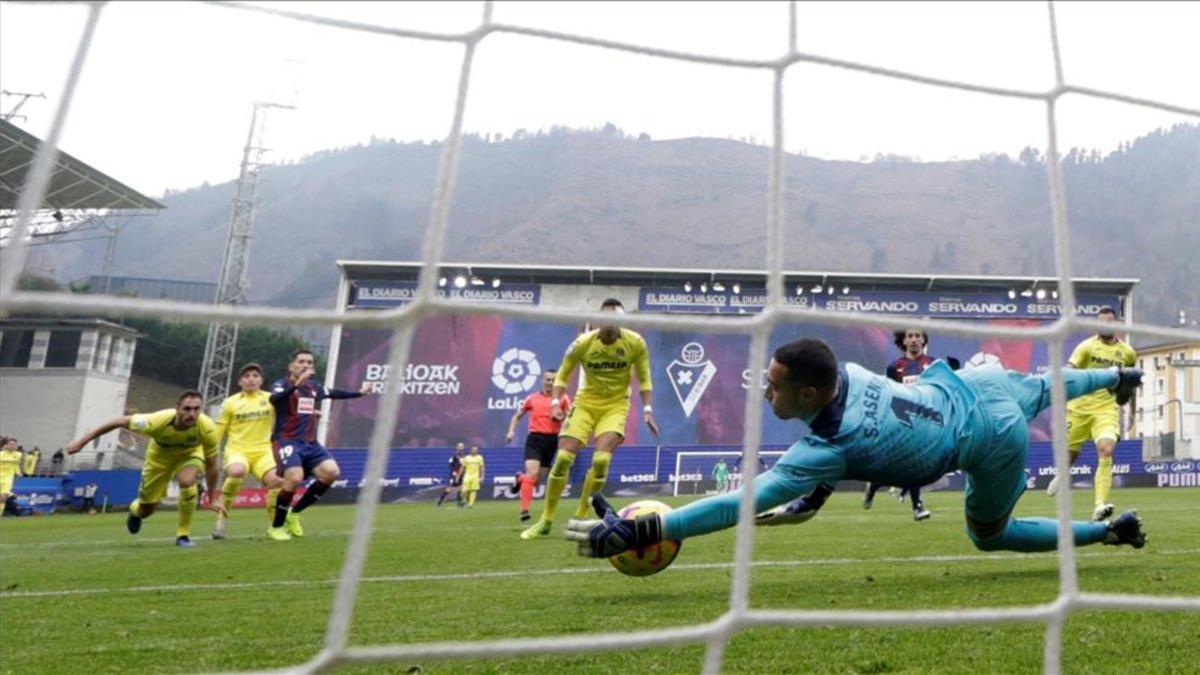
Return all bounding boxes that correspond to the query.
[673,450,786,497]
[1,2,1196,674]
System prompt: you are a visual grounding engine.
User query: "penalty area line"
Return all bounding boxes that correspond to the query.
[3,548,1198,599]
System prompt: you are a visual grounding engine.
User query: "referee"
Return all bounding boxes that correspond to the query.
[507,370,570,522]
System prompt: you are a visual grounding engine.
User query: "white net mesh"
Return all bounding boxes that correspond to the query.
[1,2,1198,673]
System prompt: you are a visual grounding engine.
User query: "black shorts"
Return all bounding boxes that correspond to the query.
[448,473,463,487]
[523,432,559,466]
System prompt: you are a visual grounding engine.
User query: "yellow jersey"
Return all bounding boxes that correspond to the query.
[1067,335,1137,415]
[556,328,653,405]
[127,409,219,459]
[216,390,274,452]
[461,454,484,479]
[0,449,22,478]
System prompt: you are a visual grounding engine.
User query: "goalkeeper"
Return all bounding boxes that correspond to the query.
[711,458,731,493]
[568,337,1148,558]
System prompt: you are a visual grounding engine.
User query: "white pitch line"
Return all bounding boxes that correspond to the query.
[0,526,413,550]
[3,549,1198,600]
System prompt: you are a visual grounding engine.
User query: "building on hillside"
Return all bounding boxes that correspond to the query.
[0,318,141,470]
[1132,341,1200,460]
[74,275,217,303]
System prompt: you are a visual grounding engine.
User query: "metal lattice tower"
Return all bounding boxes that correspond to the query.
[198,101,293,409]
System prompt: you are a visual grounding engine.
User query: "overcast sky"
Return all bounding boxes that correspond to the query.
[2,1,1196,197]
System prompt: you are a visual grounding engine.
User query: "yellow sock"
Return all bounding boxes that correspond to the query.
[541,450,575,523]
[1095,455,1114,506]
[468,490,477,506]
[266,487,280,525]
[177,485,198,537]
[221,476,243,516]
[576,450,612,518]
[130,499,143,518]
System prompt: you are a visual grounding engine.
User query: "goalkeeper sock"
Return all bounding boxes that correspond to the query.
[176,485,198,538]
[265,487,280,525]
[970,517,1108,552]
[220,476,243,516]
[541,451,575,523]
[293,481,330,513]
[576,451,612,518]
[1095,455,1114,506]
[519,473,535,511]
[273,490,294,528]
[467,489,477,507]
[130,499,147,519]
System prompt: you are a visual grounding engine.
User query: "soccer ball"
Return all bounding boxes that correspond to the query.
[608,500,682,577]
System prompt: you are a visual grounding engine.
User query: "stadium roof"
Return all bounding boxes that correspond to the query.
[0,317,141,339]
[337,260,1139,296]
[0,118,164,211]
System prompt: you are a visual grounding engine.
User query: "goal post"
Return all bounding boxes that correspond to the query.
[673,450,785,497]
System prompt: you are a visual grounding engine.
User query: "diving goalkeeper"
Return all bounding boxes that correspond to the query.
[567,337,1147,558]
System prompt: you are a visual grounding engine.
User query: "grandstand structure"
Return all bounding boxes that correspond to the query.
[322,260,1139,451]
[0,117,164,287]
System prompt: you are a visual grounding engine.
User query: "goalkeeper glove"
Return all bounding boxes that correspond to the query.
[564,493,663,558]
[754,483,834,527]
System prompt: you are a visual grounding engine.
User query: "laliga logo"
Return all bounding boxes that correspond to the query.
[492,347,542,394]
[667,341,717,418]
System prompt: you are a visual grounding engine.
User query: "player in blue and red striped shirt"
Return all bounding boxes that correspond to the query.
[268,349,370,540]
[864,328,936,520]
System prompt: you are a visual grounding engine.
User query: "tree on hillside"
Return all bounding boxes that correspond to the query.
[126,317,325,390]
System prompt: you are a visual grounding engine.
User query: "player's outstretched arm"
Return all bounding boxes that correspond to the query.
[755,483,834,527]
[640,389,659,438]
[567,463,824,557]
[65,415,132,454]
[506,407,528,443]
[324,386,367,400]
[203,453,226,516]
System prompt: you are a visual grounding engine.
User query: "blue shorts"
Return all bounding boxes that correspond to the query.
[274,440,334,476]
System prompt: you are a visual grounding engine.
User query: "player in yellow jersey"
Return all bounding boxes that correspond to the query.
[67,390,224,547]
[0,436,24,508]
[21,446,40,477]
[1048,306,1138,521]
[211,363,288,541]
[461,445,485,508]
[521,298,658,540]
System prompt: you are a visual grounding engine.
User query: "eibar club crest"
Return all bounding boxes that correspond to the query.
[667,342,717,418]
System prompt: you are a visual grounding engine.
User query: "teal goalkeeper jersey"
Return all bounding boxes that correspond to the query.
[665,360,978,539]
[801,360,973,488]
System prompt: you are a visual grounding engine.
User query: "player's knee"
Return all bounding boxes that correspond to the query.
[226,464,247,479]
[966,518,1010,551]
[549,451,576,478]
[590,452,612,479]
[967,528,1006,551]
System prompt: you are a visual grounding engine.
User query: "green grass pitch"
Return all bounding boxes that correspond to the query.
[1,487,1196,674]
